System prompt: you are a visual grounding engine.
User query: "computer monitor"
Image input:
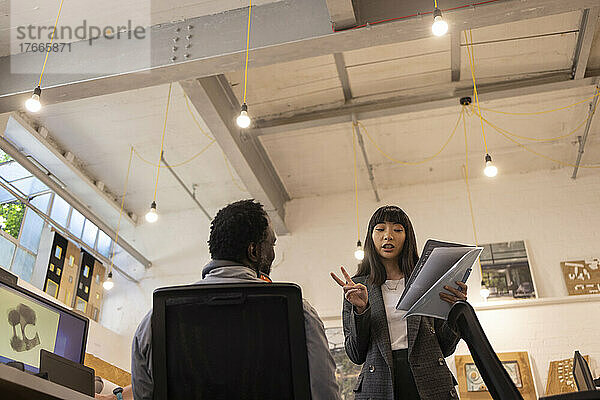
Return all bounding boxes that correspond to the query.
[0,279,88,373]
[573,351,596,392]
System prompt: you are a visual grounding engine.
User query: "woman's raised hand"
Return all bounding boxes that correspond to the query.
[331,266,369,314]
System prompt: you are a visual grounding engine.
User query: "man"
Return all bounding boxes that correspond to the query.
[131,199,340,400]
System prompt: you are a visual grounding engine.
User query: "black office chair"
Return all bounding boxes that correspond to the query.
[151,283,311,400]
[447,301,600,400]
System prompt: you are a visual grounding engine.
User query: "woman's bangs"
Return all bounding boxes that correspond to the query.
[372,206,407,227]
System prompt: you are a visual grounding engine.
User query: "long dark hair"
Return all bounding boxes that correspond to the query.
[356,205,419,286]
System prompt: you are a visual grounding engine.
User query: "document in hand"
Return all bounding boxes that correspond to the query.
[396,239,483,320]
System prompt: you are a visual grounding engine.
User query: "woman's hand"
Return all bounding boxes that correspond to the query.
[439,281,468,304]
[331,266,369,314]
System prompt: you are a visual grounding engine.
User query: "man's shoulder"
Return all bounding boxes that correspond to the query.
[134,310,153,345]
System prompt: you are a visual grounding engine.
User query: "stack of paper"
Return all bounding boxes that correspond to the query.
[396,239,482,320]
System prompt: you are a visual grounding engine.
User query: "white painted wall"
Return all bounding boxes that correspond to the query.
[96,166,600,387]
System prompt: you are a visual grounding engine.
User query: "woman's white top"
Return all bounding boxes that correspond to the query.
[381,278,409,350]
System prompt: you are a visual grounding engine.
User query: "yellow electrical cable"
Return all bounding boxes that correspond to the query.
[357,109,463,165]
[184,93,246,191]
[465,29,489,155]
[221,150,248,192]
[38,0,65,88]
[461,110,484,279]
[478,91,600,115]
[132,93,246,191]
[471,104,593,142]
[152,83,172,203]
[133,142,215,168]
[184,94,214,141]
[462,111,479,246]
[243,0,252,104]
[352,123,360,242]
[109,146,134,271]
[476,110,600,169]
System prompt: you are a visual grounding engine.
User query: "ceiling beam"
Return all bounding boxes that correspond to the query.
[325,0,357,31]
[254,72,600,135]
[334,53,353,103]
[179,76,290,235]
[451,32,461,82]
[1,0,598,112]
[572,7,600,80]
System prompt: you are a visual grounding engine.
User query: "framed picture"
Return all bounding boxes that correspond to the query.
[465,361,522,392]
[545,355,590,395]
[560,259,600,295]
[480,241,537,299]
[455,351,537,400]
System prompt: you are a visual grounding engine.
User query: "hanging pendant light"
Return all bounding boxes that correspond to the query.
[145,201,158,223]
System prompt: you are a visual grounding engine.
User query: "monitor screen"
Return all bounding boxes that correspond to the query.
[573,351,595,391]
[0,279,88,373]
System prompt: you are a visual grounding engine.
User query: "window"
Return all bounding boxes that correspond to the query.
[96,230,112,258]
[83,265,90,278]
[0,200,25,238]
[50,195,70,227]
[68,208,85,238]
[0,234,16,269]
[11,248,36,282]
[20,194,51,253]
[82,220,98,248]
[54,246,62,259]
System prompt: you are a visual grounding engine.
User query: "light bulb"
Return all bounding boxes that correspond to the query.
[236,103,251,128]
[483,153,498,177]
[25,86,42,112]
[145,201,158,223]
[354,240,364,261]
[432,8,448,37]
[480,280,490,300]
[103,272,114,290]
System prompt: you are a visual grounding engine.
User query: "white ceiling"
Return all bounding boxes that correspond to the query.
[260,85,600,198]
[9,8,599,236]
[32,82,250,219]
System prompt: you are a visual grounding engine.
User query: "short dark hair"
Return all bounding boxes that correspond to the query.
[208,199,269,263]
[356,205,419,286]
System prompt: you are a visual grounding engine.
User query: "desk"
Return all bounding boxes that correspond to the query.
[0,363,94,400]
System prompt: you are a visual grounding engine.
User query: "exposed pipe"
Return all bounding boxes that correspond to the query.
[352,114,380,202]
[160,154,212,220]
[0,135,151,269]
[0,177,138,282]
[572,85,599,179]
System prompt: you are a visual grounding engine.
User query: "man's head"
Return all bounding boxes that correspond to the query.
[208,199,276,276]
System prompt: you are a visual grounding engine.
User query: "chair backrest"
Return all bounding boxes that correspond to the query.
[151,283,311,400]
[447,301,524,400]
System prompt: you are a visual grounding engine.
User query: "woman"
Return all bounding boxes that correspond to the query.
[331,206,467,400]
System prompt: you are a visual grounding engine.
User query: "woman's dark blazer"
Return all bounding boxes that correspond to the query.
[343,275,461,400]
